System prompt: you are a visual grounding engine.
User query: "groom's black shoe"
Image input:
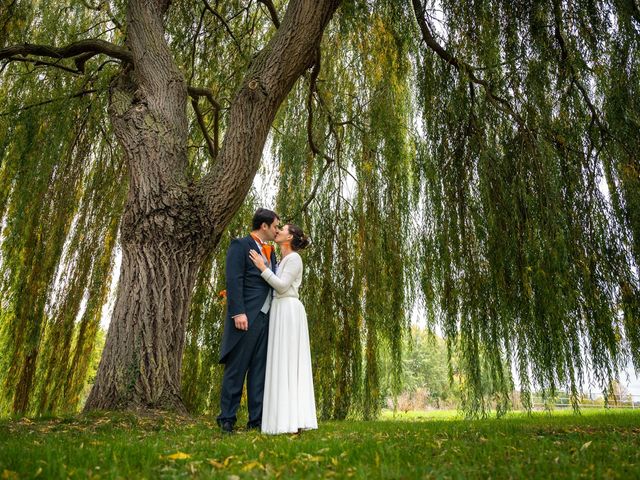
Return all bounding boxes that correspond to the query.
[220,421,234,434]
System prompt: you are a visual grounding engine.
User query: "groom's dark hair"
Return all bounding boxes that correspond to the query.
[252,208,279,230]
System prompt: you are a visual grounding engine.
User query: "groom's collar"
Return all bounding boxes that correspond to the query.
[249,231,268,244]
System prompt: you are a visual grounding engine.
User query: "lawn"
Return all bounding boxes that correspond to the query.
[1,408,639,479]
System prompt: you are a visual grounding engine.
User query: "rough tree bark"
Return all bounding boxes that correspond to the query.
[81,0,341,411]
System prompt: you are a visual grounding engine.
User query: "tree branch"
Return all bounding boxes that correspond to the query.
[201,0,245,55]
[189,8,207,84]
[306,51,324,158]
[0,39,132,70]
[198,0,342,236]
[411,0,524,126]
[188,86,221,160]
[190,98,217,160]
[2,56,83,74]
[552,1,634,161]
[631,0,640,25]
[296,48,362,218]
[78,0,123,31]
[297,50,340,217]
[553,1,603,131]
[0,89,104,117]
[258,0,280,28]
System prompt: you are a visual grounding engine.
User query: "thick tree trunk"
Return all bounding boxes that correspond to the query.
[83,80,210,409]
[84,0,207,411]
[84,0,340,412]
[83,75,212,409]
[84,240,204,411]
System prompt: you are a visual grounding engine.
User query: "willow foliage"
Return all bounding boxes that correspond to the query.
[414,0,640,413]
[1,0,638,418]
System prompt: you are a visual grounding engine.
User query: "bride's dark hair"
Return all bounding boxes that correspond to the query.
[287,224,310,251]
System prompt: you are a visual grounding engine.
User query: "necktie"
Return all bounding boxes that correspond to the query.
[250,234,272,263]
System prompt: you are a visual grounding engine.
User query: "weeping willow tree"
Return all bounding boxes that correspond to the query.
[1,0,638,418]
[411,0,640,414]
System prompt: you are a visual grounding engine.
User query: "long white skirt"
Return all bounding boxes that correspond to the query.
[261,296,317,434]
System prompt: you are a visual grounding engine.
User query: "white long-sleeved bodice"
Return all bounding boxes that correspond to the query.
[260,249,317,434]
[260,252,303,299]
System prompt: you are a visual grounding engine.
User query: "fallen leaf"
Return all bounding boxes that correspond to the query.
[208,459,225,469]
[166,452,191,460]
[241,461,264,472]
[299,453,323,462]
[580,441,593,451]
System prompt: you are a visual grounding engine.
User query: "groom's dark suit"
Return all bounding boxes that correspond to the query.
[217,235,276,428]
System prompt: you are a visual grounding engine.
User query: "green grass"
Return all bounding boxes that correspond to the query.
[1,409,639,479]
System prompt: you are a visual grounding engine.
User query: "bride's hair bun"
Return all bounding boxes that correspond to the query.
[288,224,310,251]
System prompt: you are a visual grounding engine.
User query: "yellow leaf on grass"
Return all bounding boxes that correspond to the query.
[299,453,324,462]
[580,441,593,451]
[166,452,191,460]
[2,471,18,480]
[208,459,225,469]
[223,455,237,467]
[241,461,264,472]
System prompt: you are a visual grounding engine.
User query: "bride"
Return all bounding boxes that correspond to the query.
[248,223,318,434]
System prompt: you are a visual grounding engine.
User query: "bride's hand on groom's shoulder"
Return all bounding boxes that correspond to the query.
[249,250,266,271]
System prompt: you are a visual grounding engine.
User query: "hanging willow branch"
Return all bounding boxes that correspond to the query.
[411,0,525,126]
[0,89,105,117]
[296,49,358,219]
[298,53,336,216]
[201,0,246,55]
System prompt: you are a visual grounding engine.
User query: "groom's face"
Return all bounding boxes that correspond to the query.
[263,218,280,242]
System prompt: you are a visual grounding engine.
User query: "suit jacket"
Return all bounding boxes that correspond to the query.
[218,235,277,363]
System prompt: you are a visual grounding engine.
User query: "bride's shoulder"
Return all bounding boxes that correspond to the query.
[284,252,303,264]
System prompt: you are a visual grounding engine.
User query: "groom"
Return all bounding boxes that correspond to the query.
[217,208,280,433]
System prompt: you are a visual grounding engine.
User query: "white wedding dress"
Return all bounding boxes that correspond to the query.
[260,252,318,434]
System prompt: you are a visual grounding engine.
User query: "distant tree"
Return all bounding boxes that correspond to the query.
[400,328,455,408]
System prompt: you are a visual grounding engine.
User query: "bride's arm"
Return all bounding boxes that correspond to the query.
[260,254,302,294]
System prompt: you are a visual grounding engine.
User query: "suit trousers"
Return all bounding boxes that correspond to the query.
[217,311,269,427]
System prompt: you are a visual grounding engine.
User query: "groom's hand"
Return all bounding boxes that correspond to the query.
[233,314,249,331]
